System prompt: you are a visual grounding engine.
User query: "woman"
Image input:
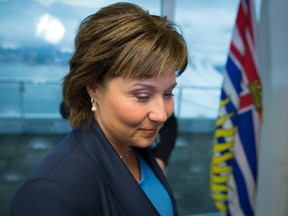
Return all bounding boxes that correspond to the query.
[10,2,188,216]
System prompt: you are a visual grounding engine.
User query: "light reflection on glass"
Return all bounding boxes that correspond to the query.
[36,13,66,44]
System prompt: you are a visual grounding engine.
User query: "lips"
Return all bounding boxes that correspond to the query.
[140,128,158,136]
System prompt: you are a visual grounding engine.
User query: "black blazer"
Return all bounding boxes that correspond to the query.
[9,120,178,216]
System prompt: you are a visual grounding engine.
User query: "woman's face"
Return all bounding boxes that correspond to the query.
[89,72,177,149]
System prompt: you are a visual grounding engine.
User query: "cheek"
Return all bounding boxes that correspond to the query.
[107,97,145,126]
[119,104,146,125]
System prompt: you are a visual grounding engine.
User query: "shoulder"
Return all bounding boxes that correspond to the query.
[30,131,103,183]
[10,178,86,216]
[25,130,106,195]
[10,131,108,215]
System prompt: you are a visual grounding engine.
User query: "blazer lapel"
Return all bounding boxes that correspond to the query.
[137,147,178,215]
[76,121,160,216]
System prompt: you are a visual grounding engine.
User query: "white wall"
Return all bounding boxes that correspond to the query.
[256,0,288,215]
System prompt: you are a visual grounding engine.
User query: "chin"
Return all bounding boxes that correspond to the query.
[137,139,156,148]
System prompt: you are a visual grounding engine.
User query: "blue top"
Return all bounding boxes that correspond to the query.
[138,154,174,216]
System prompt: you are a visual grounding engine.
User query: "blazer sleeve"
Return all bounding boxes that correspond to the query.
[9,178,86,216]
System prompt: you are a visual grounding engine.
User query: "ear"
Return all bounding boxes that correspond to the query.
[86,80,97,98]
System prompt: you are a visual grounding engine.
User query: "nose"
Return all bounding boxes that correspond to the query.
[148,99,169,123]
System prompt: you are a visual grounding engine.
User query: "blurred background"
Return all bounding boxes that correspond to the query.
[1,0,288,216]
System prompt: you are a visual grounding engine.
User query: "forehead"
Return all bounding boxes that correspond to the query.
[107,73,177,91]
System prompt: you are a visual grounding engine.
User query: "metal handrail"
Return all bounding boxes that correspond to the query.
[0,79,220,119]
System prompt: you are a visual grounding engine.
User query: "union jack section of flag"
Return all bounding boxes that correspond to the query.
[210,0,263,215]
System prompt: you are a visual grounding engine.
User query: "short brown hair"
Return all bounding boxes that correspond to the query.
[62,2,188,128]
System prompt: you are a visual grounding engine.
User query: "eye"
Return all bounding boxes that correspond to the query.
[135,94,150,102]
[164,92,174,98]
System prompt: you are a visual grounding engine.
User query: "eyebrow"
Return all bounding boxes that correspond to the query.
[129,82,177,90]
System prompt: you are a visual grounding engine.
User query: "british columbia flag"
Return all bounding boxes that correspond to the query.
[210,0,263,215]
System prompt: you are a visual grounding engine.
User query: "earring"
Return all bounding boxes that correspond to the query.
[91,97,97,112]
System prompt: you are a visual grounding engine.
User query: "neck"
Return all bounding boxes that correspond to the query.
[119,146,132,159]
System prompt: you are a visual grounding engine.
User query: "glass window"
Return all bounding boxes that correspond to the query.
[168,1,239,215]
[0,0,161,119]
[174,0,239,119]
